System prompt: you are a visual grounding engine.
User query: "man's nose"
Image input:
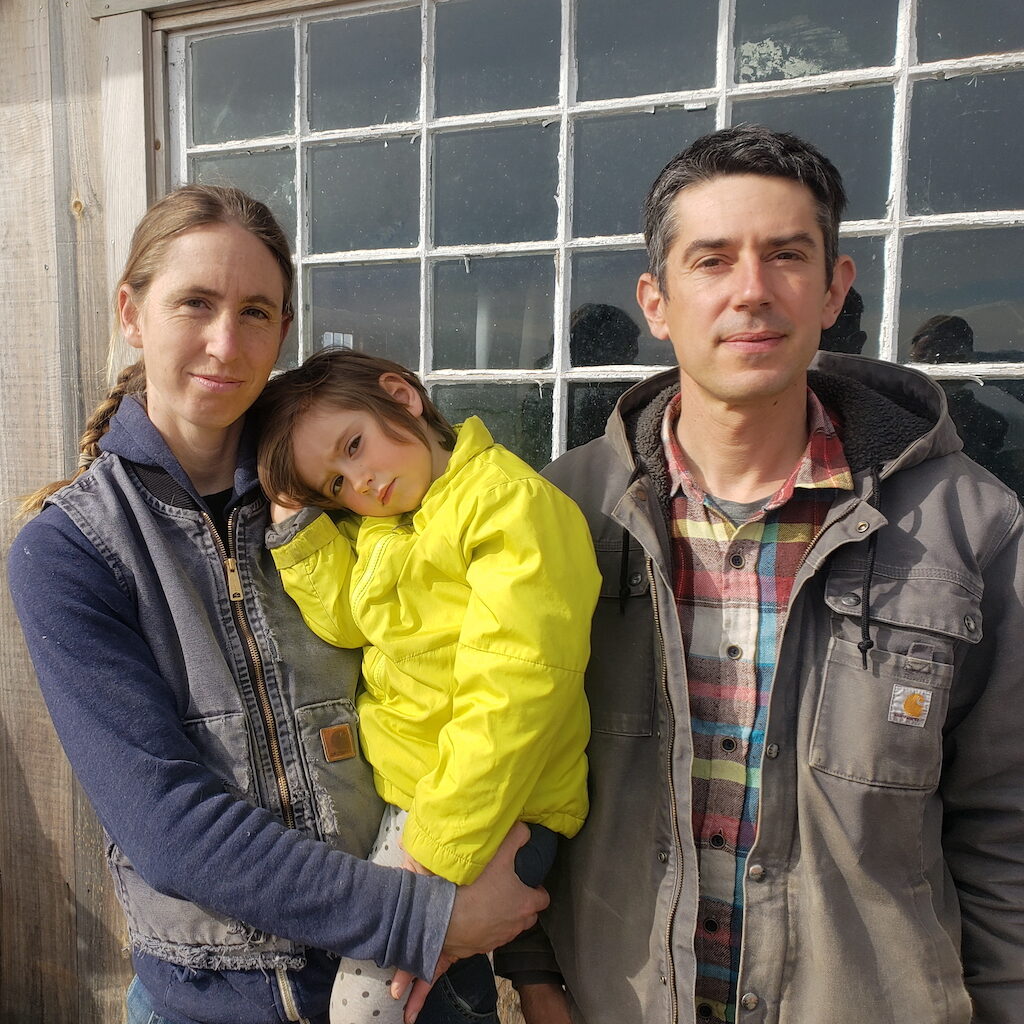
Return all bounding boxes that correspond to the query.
[734,257,772,308]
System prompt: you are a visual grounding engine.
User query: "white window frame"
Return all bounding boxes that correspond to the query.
[100,0,1024,456]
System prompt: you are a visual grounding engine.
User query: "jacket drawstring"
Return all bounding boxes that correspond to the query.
[857,465,882,669]
[619,462,646,614]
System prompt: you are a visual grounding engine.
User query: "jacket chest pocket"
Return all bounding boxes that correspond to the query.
[808,569,982,791]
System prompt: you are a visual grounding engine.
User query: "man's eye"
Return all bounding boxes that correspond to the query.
[696,257,724,269]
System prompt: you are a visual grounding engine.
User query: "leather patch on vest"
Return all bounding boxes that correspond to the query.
[320,724,356,762]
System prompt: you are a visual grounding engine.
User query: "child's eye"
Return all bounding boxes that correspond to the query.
[330,475,344,496]
[347,435,361,457]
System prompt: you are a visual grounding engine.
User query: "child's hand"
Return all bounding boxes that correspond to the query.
[401,851,435,877]
[269,497,301,524]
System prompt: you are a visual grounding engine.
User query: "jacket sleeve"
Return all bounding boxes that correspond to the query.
[8,507,452,980]
[401,478,600,884]
[268,510,368,649]
[940,496,1024,1023]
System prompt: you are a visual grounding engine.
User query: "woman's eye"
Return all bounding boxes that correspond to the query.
[244,307,270,320]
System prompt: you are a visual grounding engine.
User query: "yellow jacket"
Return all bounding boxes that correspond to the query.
[269,417,599,883]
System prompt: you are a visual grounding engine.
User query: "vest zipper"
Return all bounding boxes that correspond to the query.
[648,557,681,1023]
[208,509,295,829]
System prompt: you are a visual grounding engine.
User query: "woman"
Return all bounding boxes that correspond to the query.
[9,185,542,1024]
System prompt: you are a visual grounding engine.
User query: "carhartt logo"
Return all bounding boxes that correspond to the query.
[889,685,932,728]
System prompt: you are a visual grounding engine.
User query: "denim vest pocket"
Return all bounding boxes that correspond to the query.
[809,571,981,790]
[587,541,655,737]
[182,712,255,802]
[294,698,383,856]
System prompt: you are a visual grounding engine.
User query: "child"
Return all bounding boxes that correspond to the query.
[255,348,599,1024]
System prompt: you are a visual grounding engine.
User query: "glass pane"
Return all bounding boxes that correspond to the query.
[732,87,892,221]
[899,228,1024,361]
[576,0,716,100]
[917,0,1024,61]
[432,383,553,469]
[433,124,558,245]
[735,1,896,83]
[191,149,296,243]
[908,73,1024,215]
[435,0,559,116]
[573,107,716,238]
[570,250,670,365]
[934,379,1024,499]
[567,381,633,450]
[307,264,420,367]
[309,137,420,252]
[433,256,554,369]
[191,29,294,144]
[820,237,884,359]
[308,9,420,130]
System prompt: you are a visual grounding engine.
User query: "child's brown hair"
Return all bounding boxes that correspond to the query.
[255,348,456,509]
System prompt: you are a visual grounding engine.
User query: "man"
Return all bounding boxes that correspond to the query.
[508,125,1024,1023]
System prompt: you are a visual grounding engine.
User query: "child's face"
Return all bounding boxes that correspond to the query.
[290,400,437,517]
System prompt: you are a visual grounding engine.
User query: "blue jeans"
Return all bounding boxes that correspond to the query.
[125,959,497,1024]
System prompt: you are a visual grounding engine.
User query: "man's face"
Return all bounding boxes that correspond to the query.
[637,173,854,411]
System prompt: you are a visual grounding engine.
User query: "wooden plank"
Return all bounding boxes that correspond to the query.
[88,0,352,25]
[87,0,230,17]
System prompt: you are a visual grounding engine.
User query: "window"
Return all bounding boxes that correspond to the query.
[162,0,1024,488]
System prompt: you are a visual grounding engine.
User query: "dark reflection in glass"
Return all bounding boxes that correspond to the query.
[917,0,1024,61]
[308,9,420,130]
[573,108,716,238]
[435,0,559,116]
[908,73,1024,215]
[433,256,554,370]
[734,2,896,83]
[576,0,716,100]
[433,124,558,245]
[433,383,553,470]
[192,29,294,144]
[900,228,1024,360]
[822,236,883,358]
[192,149,296,242]
[570,250,669,365]
[568,381,634,450]
[733,87,892,221]
[309,137,420,252]
[307,263,420,368]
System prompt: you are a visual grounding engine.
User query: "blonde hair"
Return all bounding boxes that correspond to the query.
[255,348,456,510]
[19,184,293,517]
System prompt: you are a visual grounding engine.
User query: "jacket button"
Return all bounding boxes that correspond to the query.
[765,743,779,759]
[964,614,977,632]
[729,552,744,568]
[658,850,668,863]
[741,992,760,1010]
[629,572,643,586]
[660,975,668,985]
[856,521,870,533]
[709,832,726,849]
[839,592,860,607]
[635,487,648,502]
[748,864,766,882]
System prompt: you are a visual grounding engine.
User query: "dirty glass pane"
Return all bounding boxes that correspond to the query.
[732,86,892,221]
[435,0,559,116]
[433,124,558,245]
[307,263,420,367]
[576,0,716,100]
[192,149,296,243]
[432,383,553,469]
[734,1,896,83]
[433,256,554,370]
[567,381,634,449]
[191,29,294,144]
[307,8,420,130]
[899,228,1024,362]
[820,237,884,359]
[917,0,1024,61]
[309,137,420,252]
[570,250,669,366]
[908,73,1024,215]
[573,107,716,238]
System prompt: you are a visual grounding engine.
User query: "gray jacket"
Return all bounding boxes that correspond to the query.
[540,352,1024,1024]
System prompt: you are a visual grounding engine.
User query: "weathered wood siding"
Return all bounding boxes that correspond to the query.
[1,1,132,1020]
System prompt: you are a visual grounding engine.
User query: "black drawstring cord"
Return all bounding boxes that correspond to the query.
[857,465,882,669]
[619,461,646,615]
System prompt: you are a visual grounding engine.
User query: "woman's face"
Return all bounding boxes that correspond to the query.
[119,221,290,453]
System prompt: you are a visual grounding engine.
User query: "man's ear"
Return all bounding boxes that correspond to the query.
[822,255,857,331]
[636,273,671,341]
[379,372,424,417]
[118,285,144,350]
